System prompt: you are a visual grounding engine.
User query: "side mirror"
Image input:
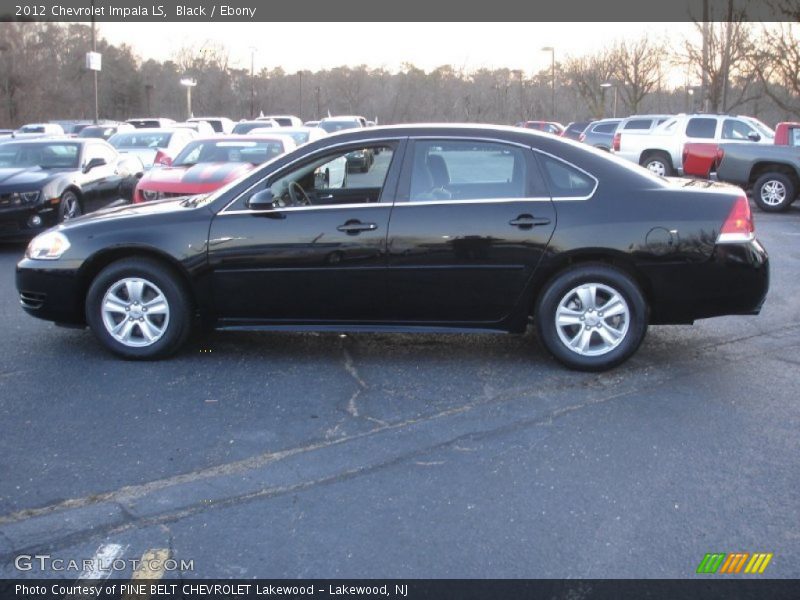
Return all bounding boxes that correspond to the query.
[83,157,106,173]
[747,132,761,142]
[246,189,276,210]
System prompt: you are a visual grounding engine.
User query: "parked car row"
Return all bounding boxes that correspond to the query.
[0,113,377,240]
[518,112,798,213]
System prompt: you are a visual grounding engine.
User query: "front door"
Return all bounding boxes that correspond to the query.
[207,140,405,324]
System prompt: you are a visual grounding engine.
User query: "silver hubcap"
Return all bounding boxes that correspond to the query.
[760,180,786,206]
[555,283,630,357]
[62,194,79,220]
[101,278,170,347]
[646,160,666,176]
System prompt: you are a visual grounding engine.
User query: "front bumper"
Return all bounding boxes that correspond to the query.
[16,258,85,325]
[0,204,59,240]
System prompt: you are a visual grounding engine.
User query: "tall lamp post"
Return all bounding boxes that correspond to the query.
[600,82,617,118]
[180,78,197,119]
[249,47,256,119]
[541,46,555,121]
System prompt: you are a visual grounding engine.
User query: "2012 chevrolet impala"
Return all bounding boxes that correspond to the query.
[16,125,769,371]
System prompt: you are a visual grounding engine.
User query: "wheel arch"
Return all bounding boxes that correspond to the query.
[527,250,655,320]
[748,161,800,187]
[77,246,198,320]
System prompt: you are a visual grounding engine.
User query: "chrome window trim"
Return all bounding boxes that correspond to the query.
[397,197,552,207]
[219,136,405,214]
[532,148,598,201]
[222,202,394,215]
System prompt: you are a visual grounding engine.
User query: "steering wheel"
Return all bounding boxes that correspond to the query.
[287,181,311,206]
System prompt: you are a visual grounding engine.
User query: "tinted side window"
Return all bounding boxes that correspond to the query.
[537,154,596,198]
[624,119,651,130]
[408,140,528,201]
[722,119,757,140]
[686,118,717,139]
[594,123,618,134]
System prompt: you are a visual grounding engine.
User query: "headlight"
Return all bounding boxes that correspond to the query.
[8,191,40,205]
[25,231,71,260]
[141,189,162,201]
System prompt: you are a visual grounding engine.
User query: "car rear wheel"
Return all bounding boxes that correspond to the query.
[58,190,82,222]
[85,258,192,359]
[752,172,796,212]
[535,264,648,371]
[641,152,673,177]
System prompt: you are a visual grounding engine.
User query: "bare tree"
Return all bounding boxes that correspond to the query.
[562,50,616,119]
[752,23,800,118]
[610,38,664,114]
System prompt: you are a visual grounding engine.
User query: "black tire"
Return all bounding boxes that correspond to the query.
[752,172,796,212]
[58,190,82,222]
[535,264,648,371]
[85,257,193,359]
[641,152,674,177]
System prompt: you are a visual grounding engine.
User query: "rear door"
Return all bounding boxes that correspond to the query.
[385,138,557,324]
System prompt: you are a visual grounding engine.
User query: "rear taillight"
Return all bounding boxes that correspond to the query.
[717,195,754,244]
[578,133,586,142]
[714,148,725,170]
[612,132,621,152]
[154,150,172,167]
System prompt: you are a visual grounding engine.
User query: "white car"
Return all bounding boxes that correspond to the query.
[188,117,234,134]
[173,121,216,136]
[108,128,197,169]
[247,126,327,146]
[256,115,303,127]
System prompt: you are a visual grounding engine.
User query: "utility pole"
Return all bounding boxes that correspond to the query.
[541,47,556,121]
[91,0,98,123]
[701,0,709,113]
[249,47,256,119]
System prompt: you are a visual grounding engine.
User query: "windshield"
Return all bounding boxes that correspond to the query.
[109,132,172,149]
[318,120,360,133]
[232,122,271,135]
[172,139,287,166]
[79,126,116,139]
[0,142,80,168]
[17,125,46,133]
[744,117,775,140]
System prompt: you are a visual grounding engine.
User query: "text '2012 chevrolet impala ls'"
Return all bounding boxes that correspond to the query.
[16,124,769,371]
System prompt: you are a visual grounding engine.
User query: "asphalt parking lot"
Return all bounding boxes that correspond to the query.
[0,203,798,579]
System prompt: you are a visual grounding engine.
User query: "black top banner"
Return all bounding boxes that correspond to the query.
[0,0,796,22]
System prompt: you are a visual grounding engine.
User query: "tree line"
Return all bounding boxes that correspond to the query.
[0,19,798,129]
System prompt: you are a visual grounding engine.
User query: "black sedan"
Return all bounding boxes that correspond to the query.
[0,139,143,240]
[15,125,769,371]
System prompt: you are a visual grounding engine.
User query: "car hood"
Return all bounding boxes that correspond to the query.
[141,162,255,189]
[0,167,64,188]
[55,195,212,232]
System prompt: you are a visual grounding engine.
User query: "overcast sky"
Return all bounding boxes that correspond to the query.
[97,22,699,83]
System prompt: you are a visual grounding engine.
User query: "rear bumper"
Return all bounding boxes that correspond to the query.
[16,258,85,325]
[645,239,769,324]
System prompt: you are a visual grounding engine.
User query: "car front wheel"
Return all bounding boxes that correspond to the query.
[535,264,648,371]
[85,258,192,359]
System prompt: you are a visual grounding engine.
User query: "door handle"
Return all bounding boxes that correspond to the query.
[509,214,551,229]
[337,220,378,234]
[316,194,334,201]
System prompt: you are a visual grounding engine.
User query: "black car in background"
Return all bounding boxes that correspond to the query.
[78,123,136,141]
[562,120,595,141]
[16,125,768,371]
[0,139,143,240]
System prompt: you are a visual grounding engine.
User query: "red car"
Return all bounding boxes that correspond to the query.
[133,135,296,203]
[515,120,565,135]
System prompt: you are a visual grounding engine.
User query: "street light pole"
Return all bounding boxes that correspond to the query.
[91,0,98,124]
[541,46,555,121]
[180,78,197,119]
[600,82,617,118]
[249,47,256,119]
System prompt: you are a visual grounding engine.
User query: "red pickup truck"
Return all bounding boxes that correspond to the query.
[683,122,799,178]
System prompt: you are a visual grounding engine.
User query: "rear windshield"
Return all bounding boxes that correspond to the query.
[109,132,172,148]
